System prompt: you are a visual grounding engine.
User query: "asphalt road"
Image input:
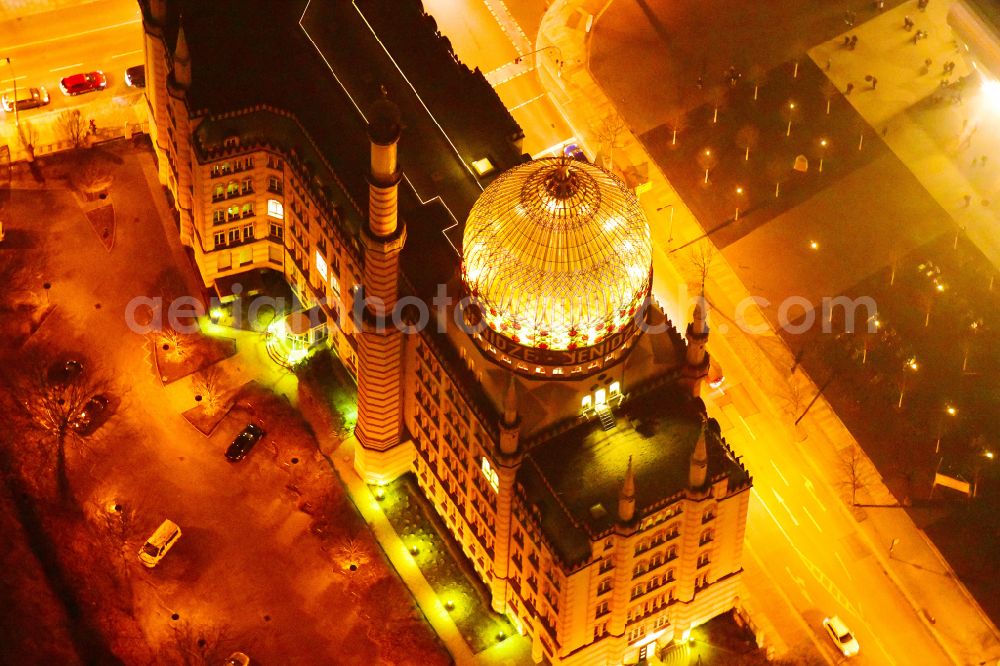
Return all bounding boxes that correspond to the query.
[424,0,576,158]
[0,0,145,153]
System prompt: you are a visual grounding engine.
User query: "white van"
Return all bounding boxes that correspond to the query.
[138,519,181,568]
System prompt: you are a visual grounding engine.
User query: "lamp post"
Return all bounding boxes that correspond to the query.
[3,57,19,128]
[785,101,796,137]
[897,357,918,408]
[818,138,828,172]
[733,186,744,221]
[656,204,675,243]
[514,46,563,75]
[935,403,957,453]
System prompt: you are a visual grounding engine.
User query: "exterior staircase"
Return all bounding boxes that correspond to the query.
[596,404,616,431]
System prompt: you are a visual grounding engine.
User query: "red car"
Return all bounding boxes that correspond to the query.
[59,71,107,96]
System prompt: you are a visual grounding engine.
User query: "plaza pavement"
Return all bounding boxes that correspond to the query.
[809,0,1000,274]
[535,0,1000,663]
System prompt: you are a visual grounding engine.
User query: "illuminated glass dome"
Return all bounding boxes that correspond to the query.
[463,157,652,352]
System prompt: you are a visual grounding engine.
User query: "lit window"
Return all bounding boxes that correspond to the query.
[481,457,499,492]
[267,199,284,219]
[315,250,328,280]
[610,381,621,396]
[581,395,592,410]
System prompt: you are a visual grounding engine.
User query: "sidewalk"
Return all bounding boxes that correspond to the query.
[535,0,1000,663]
[325,436,479,666]
[809,0,1000,272]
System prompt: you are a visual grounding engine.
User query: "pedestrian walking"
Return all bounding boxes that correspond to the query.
[918,0,928,12]
[826,58,832,71]
[850,35,858,50]
[903,16,913,31]
[843,35,851,47]
[845,82,854,95]
[872,76,878,90]
[980,155,988,167]
[881,126,888,137]
[964,194,972,207]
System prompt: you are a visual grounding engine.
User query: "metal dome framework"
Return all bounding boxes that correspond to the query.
[463,157,652,352]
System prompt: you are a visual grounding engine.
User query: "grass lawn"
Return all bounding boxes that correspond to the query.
[378,474,514,655]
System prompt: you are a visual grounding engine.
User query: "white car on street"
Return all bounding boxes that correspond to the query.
[823,615,860,657]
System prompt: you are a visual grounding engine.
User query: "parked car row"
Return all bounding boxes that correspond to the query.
[0,65,144,115]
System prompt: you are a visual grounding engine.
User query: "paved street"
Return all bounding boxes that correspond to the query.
[424,0,576,158]
[528,0,1000,664]
[0,0,146,157]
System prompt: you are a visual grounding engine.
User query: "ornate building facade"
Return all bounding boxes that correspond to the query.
[141,2,752,664]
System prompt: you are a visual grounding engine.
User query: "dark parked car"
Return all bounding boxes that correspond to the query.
[226,424,264,462]
[125,65,145,88]
[59,71,107,96]
[1,86,49,112]
[70,395,109,434]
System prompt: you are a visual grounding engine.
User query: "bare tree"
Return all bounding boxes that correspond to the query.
[748,64,767,101]
[57,109,87,149]
[159,328,191,363]
[839,445,867,506]
[708,85,727,124]
[4,351,109,502]
[735,125,759,162]
[687,241,716,292]
[665,106,686,146]
[821,79,839,115]
[596,113,626,171]
[165,621,240,666]
[191,366,226,416]
[17,121,38,161]
[71,155,113,200]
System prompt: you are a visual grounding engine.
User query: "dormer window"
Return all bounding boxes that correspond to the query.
[223,135,239,149]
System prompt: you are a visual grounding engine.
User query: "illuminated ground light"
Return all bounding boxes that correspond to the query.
[409,544,420,556]
[444,600,455,611]
[981,77,1000,110]
[496,631,506,642]
[374,486,385,501]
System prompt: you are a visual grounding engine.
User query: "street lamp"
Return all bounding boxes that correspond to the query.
[897,357,918,408]
[656,204,675,243]
[3,57,19,127]
[785,101,796,137]
[935,403,958,453]
[514,45,563,75]
[733,186,745,221]
[818,138,828,172]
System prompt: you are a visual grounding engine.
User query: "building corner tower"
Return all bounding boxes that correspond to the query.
[680,296,711,396]
[490,375,523,614]
[353,93,412,483]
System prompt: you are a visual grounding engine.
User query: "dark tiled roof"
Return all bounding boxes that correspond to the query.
[519,384,750,567]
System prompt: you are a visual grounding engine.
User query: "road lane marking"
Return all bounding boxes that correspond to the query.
[784,566,814,605]
[50,63,83,73]
[770,460,789,486]
[1,19,142,53]
[531,137,576,159]
[772,489,799,526]
[112,49,143,59]
[738,412,757,440]
[802,505,823,532]
[0,76,26,84]
[508,92,545,112]
[835,551,853,580]
[804,476,827,511]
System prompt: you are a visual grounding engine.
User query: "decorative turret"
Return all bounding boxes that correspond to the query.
[618,456,636,523]
[680,295,711,396]
[689,419,709,490]
[172,23,191,89]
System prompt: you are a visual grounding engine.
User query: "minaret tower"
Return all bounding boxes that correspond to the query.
[680,295,711,396]
[354,92,410,482]
[490,375,523,613]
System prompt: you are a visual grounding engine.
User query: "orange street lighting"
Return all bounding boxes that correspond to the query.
[936,283,945,292]
[734,186,745,220]
[986,451,995,460]
[809,240,819,250]
[786,101,796,136]
[946,405,957,416]
[819,138,829,172]
[907,357,919,371]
